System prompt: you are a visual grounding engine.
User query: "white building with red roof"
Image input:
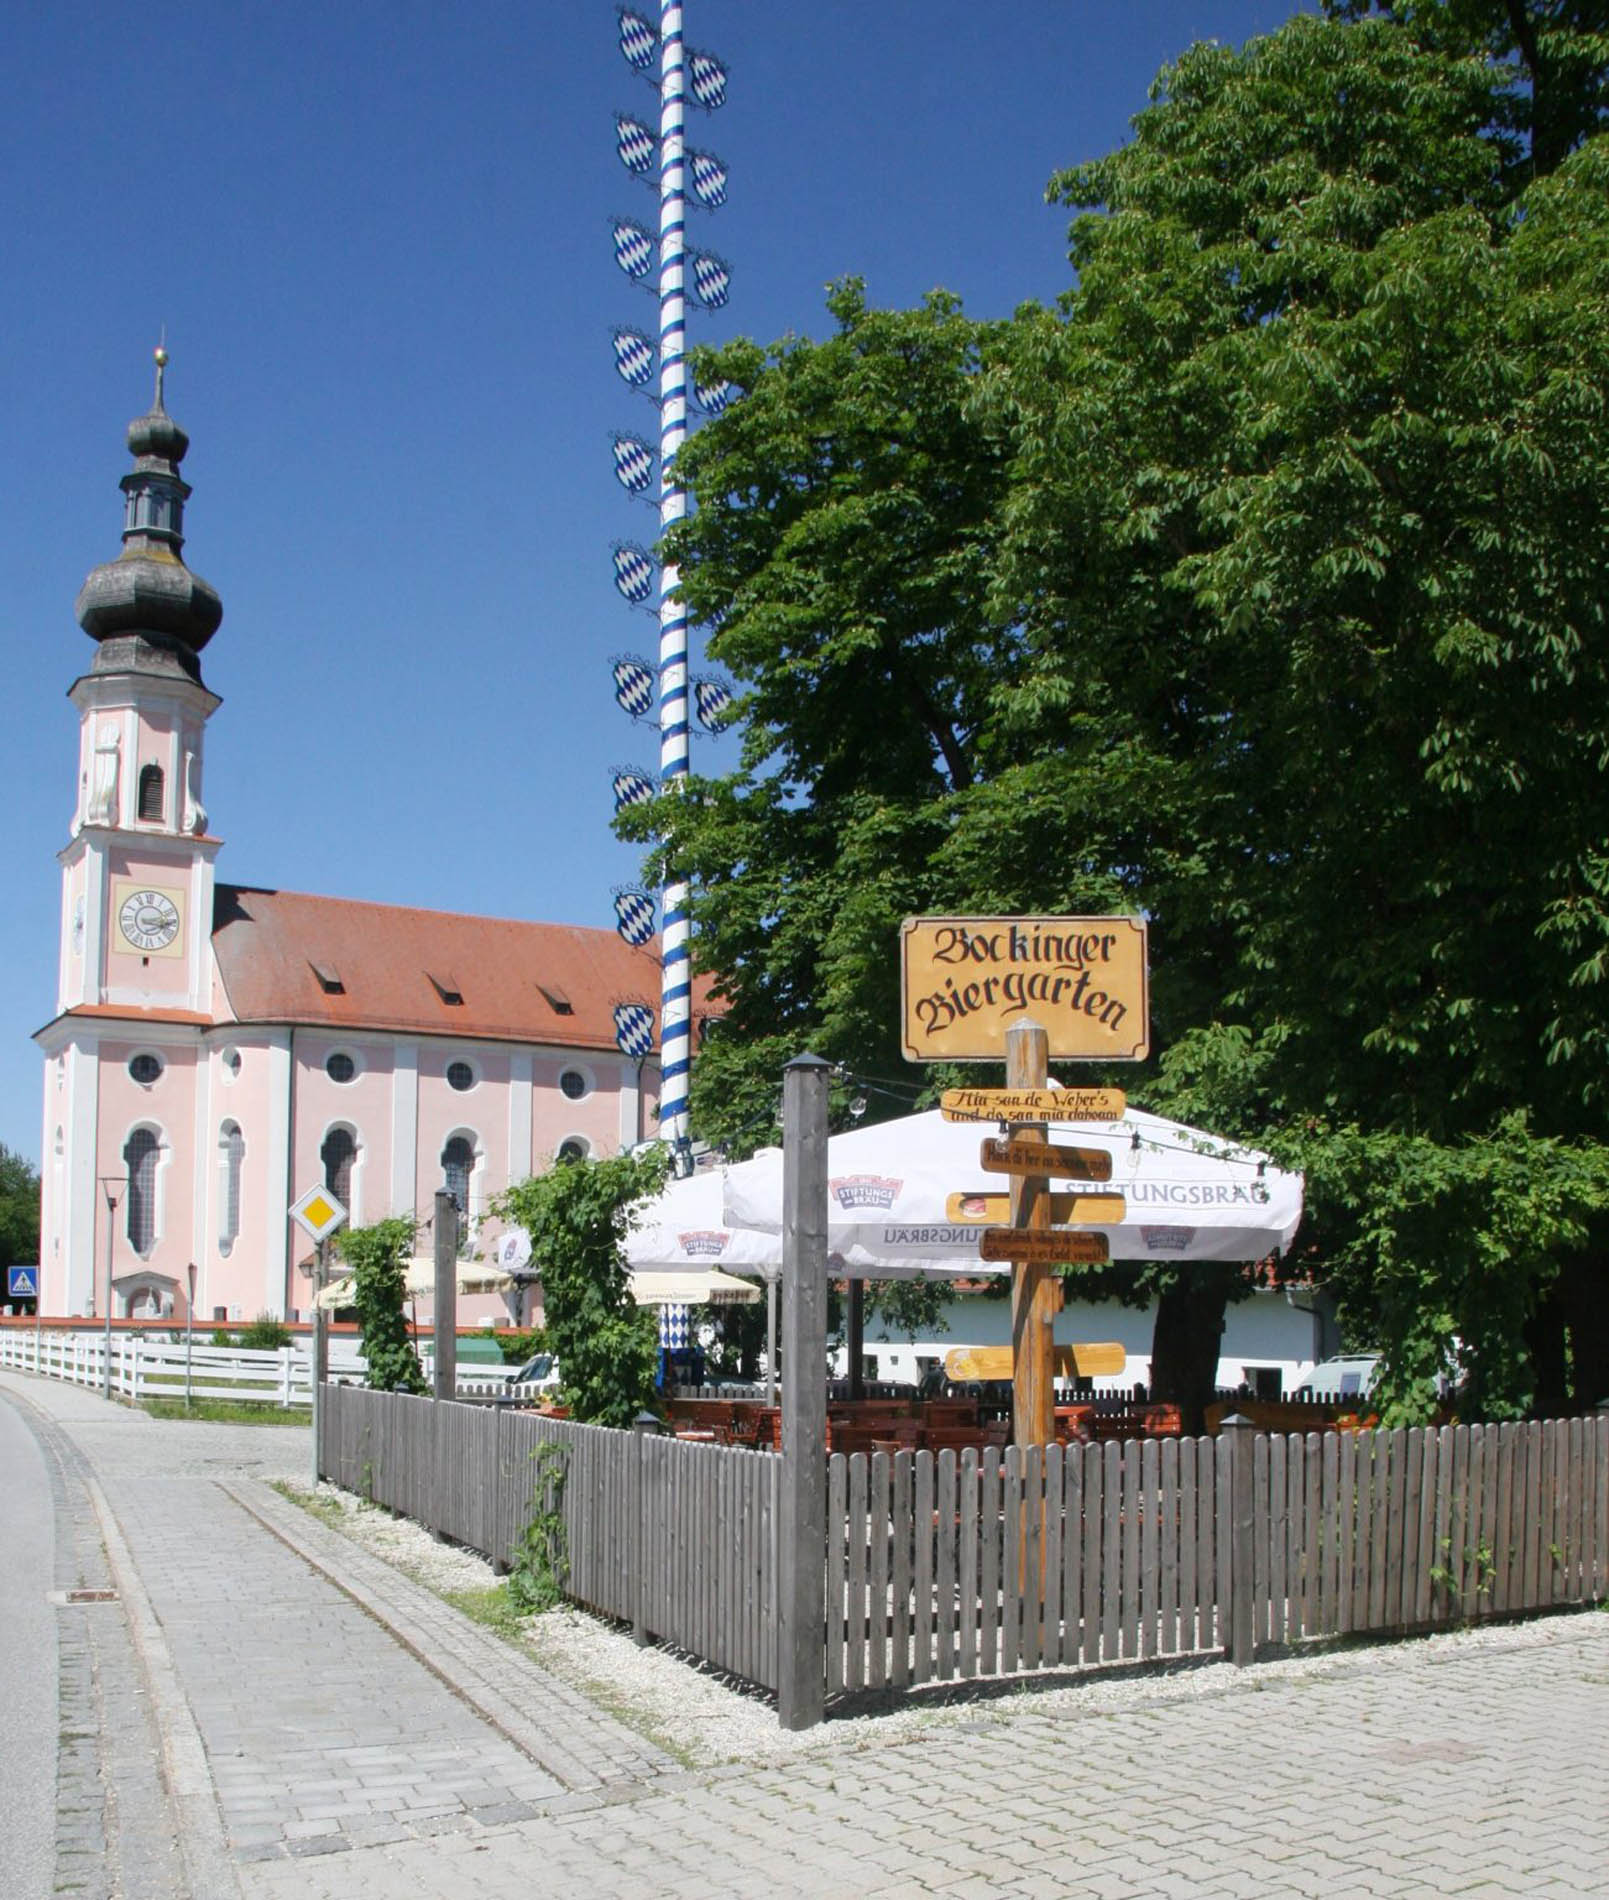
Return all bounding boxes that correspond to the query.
[35,362,675,1324]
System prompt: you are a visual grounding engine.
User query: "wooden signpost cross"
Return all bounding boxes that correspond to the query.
[899,912,1150,1450]
[1005,1019,1059,1449]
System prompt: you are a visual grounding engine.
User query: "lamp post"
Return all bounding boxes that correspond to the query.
[98,1176,124,1400]
[185,1261,198,1409]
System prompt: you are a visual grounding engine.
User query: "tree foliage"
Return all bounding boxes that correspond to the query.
[625,8,1609,1423]
[496,1150,667,1429]
[336,1217,427,1395]
[626,281,1030,1155]
[1324,0,1609,178]
[0,1144,41,1269]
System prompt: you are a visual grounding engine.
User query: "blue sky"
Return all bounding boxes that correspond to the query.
[5,1,1306,1163]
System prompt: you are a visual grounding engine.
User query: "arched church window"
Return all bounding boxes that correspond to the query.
[321,1126,357,1214]
[138,763,165,823]
[124,1126,160,1255]
[441,1135,475,1256]
[219,1121,245,1257]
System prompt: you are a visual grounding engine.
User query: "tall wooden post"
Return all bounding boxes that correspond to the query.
[847,1278,865,1399]
[778,1053,829,1732]
[1007,1019,1057,1448]
[432,1189,459,1402]
[1223,1411,1257,1665]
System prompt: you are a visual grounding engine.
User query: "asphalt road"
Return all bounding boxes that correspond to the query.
[0,1396,58,1900]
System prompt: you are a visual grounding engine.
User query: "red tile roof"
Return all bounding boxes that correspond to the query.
[212,885,685,1051]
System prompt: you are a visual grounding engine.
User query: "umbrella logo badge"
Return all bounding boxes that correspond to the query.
[830,1174,901,1211]
[677,1231,731,1258]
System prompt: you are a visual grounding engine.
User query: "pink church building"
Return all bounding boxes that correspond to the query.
[35,361,671,1325]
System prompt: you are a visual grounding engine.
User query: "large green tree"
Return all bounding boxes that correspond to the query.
[629,9,1609,1424]
[997,12,1609,1418]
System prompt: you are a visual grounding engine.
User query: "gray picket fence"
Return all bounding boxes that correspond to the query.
[318,1388,1608,1710]
[319,1385,780,1688]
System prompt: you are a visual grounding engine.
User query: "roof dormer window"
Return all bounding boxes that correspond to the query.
[309,960,345,995]
[428,971,464,1006]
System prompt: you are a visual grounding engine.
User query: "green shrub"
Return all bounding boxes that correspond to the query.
[336,1217,427,1395]
[210,1326,236,1348]
[238,1313,292,1351]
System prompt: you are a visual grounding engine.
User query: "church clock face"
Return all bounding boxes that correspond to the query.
[118,887,182,953]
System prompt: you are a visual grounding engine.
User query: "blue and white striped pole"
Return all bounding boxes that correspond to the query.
[656,0,693,1161]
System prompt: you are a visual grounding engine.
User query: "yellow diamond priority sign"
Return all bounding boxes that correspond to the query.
[290,1184,348,1242]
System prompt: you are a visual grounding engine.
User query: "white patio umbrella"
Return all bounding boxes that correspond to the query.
[624,1167,779,1278]
[720,1105,1303,1279]
[626,1167,776,1396]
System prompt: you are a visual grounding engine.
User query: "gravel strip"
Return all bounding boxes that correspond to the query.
[280,1477,1608,1771]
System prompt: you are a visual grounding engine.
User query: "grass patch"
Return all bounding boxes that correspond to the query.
[142,1397,311,1424]
[273,1480,351,1530]
[441,1584,532,1643]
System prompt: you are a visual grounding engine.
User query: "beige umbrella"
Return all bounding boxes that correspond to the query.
[628,1267,763,1307]
[402,1258,515,1297]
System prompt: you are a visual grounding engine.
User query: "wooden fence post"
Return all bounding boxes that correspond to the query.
[432,1189,458,1401]
[633,1409,660,1646]
[778,1053,830,1732]
[1223,1412,1256,1665]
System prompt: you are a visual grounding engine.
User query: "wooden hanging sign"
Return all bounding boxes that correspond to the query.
[979,1228,1111,1265]
[945,1341,1126,1382]
[901,914,1149,1062]
[940,1086,1126,1123]
[946,1191,1126,1225]
[979,1136,1114,1181]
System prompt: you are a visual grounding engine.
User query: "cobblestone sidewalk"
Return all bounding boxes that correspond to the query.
[6,1370,1607,1900]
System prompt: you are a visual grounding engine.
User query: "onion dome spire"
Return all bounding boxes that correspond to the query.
[74,346,223,682]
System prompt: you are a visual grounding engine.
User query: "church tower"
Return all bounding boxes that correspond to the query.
[62,347,223,1016]
[40,351,225,1315]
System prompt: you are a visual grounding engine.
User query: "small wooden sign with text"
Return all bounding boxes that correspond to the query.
[979,1136,1114,1181]
[946,1191,1126,1225]
[940,1087,1127,1123]
[979,1228,1111,1265]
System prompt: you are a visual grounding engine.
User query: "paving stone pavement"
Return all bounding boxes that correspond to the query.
[5,1367,1608,1900]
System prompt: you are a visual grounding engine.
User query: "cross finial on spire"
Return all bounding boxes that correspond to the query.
[153,336,168,412]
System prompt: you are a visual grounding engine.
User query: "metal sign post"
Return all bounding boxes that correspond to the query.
[289,1186,348,1492]
[97,1176,122,1401]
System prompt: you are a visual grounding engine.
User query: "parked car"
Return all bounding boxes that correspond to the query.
[506,1352,561,1396]
[1295,1354,1379,1401]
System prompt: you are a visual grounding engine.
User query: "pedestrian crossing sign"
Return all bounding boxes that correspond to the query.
[7,1265,39,1298]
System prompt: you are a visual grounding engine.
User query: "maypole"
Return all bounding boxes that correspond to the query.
[655,0,693,1164]
[608,5,732,1176]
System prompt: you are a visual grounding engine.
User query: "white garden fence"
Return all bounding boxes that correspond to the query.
[0,1327,515,1405]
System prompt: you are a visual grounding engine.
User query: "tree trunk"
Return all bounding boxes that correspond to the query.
[1559,1248,1609,1411]
[1524,1287,1570,1420]
[1148,1268,1235,1437]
